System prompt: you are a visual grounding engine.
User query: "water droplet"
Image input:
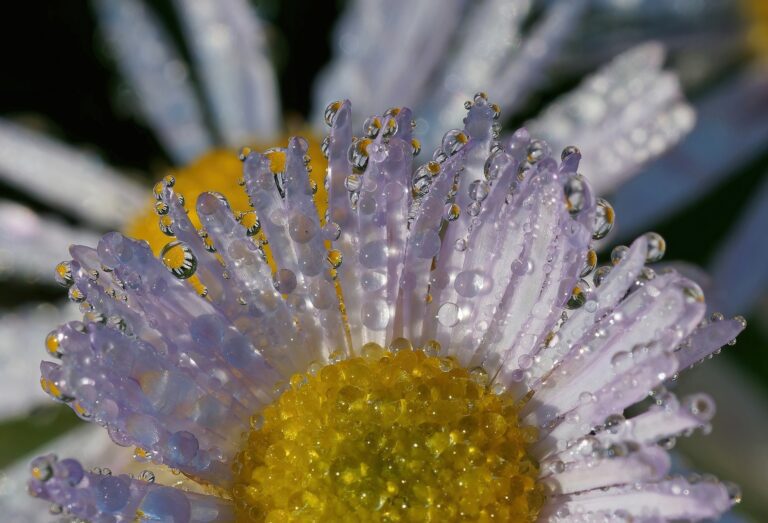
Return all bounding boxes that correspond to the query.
[441,129,469,156]
[54,261,74,287]
[580,249,597,277]
[593,265,611,287]
[610,245,629,266]
[469,180,490,202]
[326,249,343,269]
[362,116,382,138]
[273,268,297,294]
[444,203,460,221]
[347,138,371,173]
[288,213,317,243]
[561,145,580,161]
[344,174,362,192]
[412,230,441,259]
[437,302,460,327]
[361,299,390,330]
[359,240,388,268]
[644,232,666,263]
[566,279,591,309]
[154,201,169,215]
[454,271,486,297]
[563,175,586,214]
[237,211,261,236]
[454,238,467,252]
[411,138,421,156]
[160,241,197,279]
[593,199,615,240]
[324,100,343,127]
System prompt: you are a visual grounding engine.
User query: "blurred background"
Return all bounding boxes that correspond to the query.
[0,0,766,520]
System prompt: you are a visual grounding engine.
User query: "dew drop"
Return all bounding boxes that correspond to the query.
[160,241,197,279]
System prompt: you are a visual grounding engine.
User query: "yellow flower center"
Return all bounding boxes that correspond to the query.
[232,345,543,522]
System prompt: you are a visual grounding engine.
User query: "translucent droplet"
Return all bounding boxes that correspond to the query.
[381,117,398,139]
[580,249,597,278]
[411,138,421,156]
[361,299,390,330]
[469,180,490,202]
[437,302,459,327]
[454,238,467,252]
[326,249,343,269]
[454,271,485,298]
[54,261,74,287]
[644,232,666,263]
[273,268,297,294]
[154,201,169,215]
[322,222,342,241]
[412,230,441,259]
[324,100,342,127]
[160,241,197,279]
[567,279,591,309]
[359,240,388,268]
[564,175,586,214]
[237,211,261,236]
[344,174,362,192]
[158,215,174,236]
[362,116,382,138]
[561,145,580,160]
[593,198,615,240]
[593,265,611,287]
[347,138,371,173]
[288,214,317,243]
[320,136,331,159]
[444,203,460,221]
[610,245,629,266]
[441,129,469,156]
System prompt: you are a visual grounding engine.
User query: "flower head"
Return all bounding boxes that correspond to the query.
[29,97,744,522]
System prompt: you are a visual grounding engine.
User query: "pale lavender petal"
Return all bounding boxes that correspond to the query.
[612,68,768,240]
[93,0,213,164]
[0,201,99,283]
[0,120,145,228]
[172,0,279,146]
[708,173,768,316]
[528,42,695,196]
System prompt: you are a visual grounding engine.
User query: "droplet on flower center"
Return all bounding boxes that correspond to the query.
[232,345,544,522]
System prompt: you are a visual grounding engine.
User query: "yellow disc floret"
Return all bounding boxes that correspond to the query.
[233,345,544,522]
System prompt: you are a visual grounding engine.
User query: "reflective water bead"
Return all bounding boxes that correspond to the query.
[593,198,615,240]
[154,200,169,215]
[444,203,460,221]
[362,116,382,138]
[381,117,398,139]
[326,249,343,269]
[645,232,666,263]
[610,245,629,266]
[454,271,486,298]
[563,175,586,215]
[344,174,362,193]
[441,129,469,156]
[580,249,597,277]
[561,145,580,160]
[361,299,390,330]
[324,100,343,127]
[288,213,317,243]
[160,241,198,279]
[237,211,261,236]
[437,302,460,327]
[593,265,612,287]
[567,279,591,309]
[54,261,74,287]
[347,138,371,173]
[411,138,421,156]
[273,268,298,294]
[321,136,331,159]
[469,180,490,202]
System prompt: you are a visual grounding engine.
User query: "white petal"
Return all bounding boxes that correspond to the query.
[0,120,145,228]
[172,0,279,146]
[0,302,79,418]
[0,201,100,283]
[93,0,214,164]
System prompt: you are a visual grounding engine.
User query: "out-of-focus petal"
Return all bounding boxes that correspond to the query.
[611,68,768,240]
[0,302,79,418]
[529,42,695,196]
[0,201,99,283]
[0,120,145,228]
[708,173,768,316]
[172,0,279,146]
[93,0,214,165]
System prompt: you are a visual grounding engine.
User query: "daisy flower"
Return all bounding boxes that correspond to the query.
[0,0,696,422]
[27,96,746,522]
